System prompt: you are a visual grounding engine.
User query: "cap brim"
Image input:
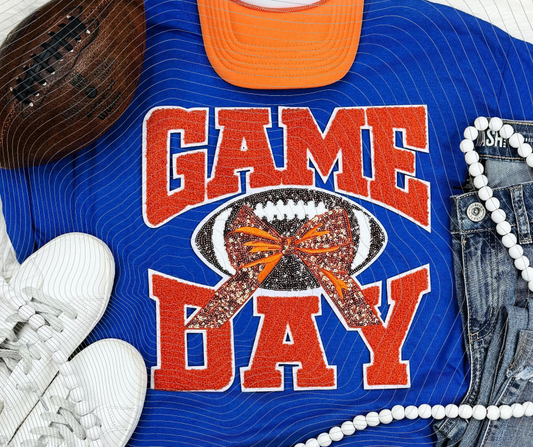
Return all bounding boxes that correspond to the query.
[197,0,364,89]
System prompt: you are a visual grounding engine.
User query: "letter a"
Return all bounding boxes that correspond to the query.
[241,295,336,391]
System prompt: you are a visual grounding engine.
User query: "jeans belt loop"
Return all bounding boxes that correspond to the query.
[511,185,532,244]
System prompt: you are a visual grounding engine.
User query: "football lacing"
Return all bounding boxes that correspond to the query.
[11,13,89,106]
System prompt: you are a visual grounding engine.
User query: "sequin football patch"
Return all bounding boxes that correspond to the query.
[194,187,387,292]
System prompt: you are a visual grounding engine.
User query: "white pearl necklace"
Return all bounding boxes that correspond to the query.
[460,117,533,288]
[293,402,533,447]
[292,117,533,447]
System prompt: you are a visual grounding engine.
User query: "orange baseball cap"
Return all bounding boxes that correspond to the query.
[197,0,365,89]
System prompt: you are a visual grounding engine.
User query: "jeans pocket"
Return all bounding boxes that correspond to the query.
[476,329,533,447]
[462,230,505,341]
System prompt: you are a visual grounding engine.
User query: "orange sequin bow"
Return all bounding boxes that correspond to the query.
[187,206,379,329]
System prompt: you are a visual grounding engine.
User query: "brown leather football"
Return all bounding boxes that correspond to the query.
[0,0,145,169]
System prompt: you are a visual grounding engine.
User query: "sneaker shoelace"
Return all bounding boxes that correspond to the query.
[0,283,93,446]
[0,320,45,447]
[0,283,78,390]
[16,395,101,447]
[15,286,79,333]
[0,324,42,390]
[0,270,105,445]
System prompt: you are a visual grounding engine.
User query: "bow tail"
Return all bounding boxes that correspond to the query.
[317,269,380,328]
[187,268,261,329]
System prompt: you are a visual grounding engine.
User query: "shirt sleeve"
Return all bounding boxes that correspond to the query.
[427,0,533,46]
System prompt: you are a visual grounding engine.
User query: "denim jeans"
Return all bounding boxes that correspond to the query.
[435,120,533,446]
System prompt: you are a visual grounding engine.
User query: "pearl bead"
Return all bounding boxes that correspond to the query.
[522,267,533,282]
[405,405,419,420]
[18,304,35,320]
[529,281,533,292]
[391,405,405,421]
[37,325,54,342]
[510,133,526,148]
[468,162,484,177]
[328,427,343,442]
[518,143,532,157]
[305,438,319,447]
[295,444,305,447]
[458,404,473,419]
[464,126,479,140]
[418,404,432,419]
[502,233,518,248]
[491,209,506,224]
[527,154,533,168]
[484,197,500,212]
[474,116,489,130]
[500,124,514,139]
[486,405,500,420]
[353,415,367,430]
[341,421,355,436]
[512,403,525,418]
[28,314,46,330]
[509,244,524,258]
[489,117,503,131]
[317,433,332,447]
[473,175,488,189]
[523,401,533,417]
[472,405,487,420]
[514,256,530,271]
[460,139,475,153]
[478,186,493,201]
[464,151,479,165]
[499,405,512,420]
[80,413,99,429]
[379,409,393,424]
[431,405,446,420]
[496,221,512,236]
[366,412,380,427]
[445,404,459,418]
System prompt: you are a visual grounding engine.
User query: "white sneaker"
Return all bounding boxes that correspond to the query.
[0,233,114,443]
[0,0,50,44]
[8,339,147,447]
[0,302,59,445]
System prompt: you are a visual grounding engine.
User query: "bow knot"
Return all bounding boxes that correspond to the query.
[188,206,379,329]
[281,237,296,255]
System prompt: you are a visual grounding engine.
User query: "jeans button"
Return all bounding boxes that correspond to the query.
[467,202,486,222]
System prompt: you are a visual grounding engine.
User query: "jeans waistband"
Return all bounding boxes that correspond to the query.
[476,119,533,159]
[451,183,533,234]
